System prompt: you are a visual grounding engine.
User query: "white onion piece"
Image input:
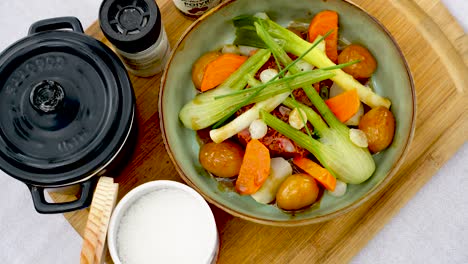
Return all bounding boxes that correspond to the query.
[222,44,240,54]
[345,103,364,126]
[328,180,347,197]
[259,68,278,83]
[287,20,310,32]
[238,45,258,56]
[289,108,307,130]
[349,128,368,148]
[296,60,314,72]
[251,157,292,204]
[249,119,268,139]
[254,12,270,20]
[329,82,345,98]
[279,138,296,153]
[279,106,291,116]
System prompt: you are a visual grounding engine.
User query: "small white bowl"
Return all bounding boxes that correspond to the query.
[107,180,219,264]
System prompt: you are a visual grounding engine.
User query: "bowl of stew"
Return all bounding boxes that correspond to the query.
[159,0,415,226]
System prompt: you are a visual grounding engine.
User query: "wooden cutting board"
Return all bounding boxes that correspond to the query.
[49,0,467,263]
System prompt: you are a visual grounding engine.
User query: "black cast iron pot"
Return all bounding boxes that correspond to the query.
[0,17,136,214]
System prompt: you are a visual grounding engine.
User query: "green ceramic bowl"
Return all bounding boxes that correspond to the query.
[159,0,415,226]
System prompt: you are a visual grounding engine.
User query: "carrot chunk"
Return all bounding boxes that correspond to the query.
[325,89,360,122]
[235,139,270,195]
[293,157,336,191]
[308,10,339,62]
[200,54,248,92]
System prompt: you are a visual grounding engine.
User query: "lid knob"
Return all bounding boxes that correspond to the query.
[29,80,65,113]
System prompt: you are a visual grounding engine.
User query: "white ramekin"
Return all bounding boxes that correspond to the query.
[107,180,219,264]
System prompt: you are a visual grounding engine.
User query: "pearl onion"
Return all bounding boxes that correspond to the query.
[328,180,347,197]
[249,119,268,139]
[259,68,278,83]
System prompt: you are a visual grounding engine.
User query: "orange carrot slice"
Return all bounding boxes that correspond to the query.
[293,157,336,191]
[235,139,270,195]
[308,10,339,62]
[200,54,248,92]
[325,89,360,122]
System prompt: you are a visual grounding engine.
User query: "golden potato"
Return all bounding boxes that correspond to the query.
[199,141,244,178]
[358,106,395,153]
[276,174,319,210]
[338,44,377,79]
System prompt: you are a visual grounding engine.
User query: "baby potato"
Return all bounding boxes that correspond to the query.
[358,106,395,153]
[276,174,319,210]
[199,140,244,178]
[338,44,377,79]
[192,51,222,90]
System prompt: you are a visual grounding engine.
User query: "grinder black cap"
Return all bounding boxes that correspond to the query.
[99,0,162,53]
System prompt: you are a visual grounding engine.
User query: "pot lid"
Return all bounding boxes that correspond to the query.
[0,17,135,186]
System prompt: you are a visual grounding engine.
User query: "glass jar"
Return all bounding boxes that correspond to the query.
[99,0,171,77]
[172,0,222,17]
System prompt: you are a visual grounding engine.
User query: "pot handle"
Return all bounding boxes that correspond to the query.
[28,178,97,214]
[28,17,84,35]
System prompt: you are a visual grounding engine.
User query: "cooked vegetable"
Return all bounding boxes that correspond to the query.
[192,51,221,90]
[259,68,278,83]
[239,45,258,56]
[233,15,391,108]
[289,108,307,130]
[209,92,288,143]
[328,179,347,197]
[183,11,395,210]
[180,59,335,130]
[338,44,377,79]
[308,10,339,62]
[276,174,319,210]
[262,95,376,184]
[199,141,244,178]
[349,128,368,148]
[329,82,365,125]
[345,103,364,126]
[293,157,336,191]
[325,89,360,123]
[236,139,271,195]
[222,44,240,54]
[208,70,334,142]
[201,53,248,92]
[296,60,314,72]
[329,81,344,98]
[251,157,292,204]
[209,27,336,138]
[180,49,270,130]
[249,119,268,139]
[358,106,395,153]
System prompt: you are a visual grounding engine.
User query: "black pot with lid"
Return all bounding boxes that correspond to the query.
[0,17,136,213]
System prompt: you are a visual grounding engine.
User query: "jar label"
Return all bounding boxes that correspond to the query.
[173,0,222,16]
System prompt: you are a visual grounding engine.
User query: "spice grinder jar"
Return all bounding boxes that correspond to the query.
[99,0,171,77]
[0,17,136,214]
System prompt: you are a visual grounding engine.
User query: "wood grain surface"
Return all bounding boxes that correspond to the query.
[80,177,118,264]
[49,0,467,263]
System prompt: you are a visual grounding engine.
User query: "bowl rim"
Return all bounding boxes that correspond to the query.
[159,0,416,226]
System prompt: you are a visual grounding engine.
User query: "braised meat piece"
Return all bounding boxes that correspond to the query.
[237,106,310,158]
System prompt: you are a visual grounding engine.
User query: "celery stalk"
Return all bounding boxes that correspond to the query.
[209,92,289,143]
[261,110,375,184]
[179,69,334,130]
[234,16,391,109]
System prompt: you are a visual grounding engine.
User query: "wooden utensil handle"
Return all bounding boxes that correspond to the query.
[80,177,118,264]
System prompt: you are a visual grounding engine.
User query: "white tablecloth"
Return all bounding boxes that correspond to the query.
[0,1,466,263]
